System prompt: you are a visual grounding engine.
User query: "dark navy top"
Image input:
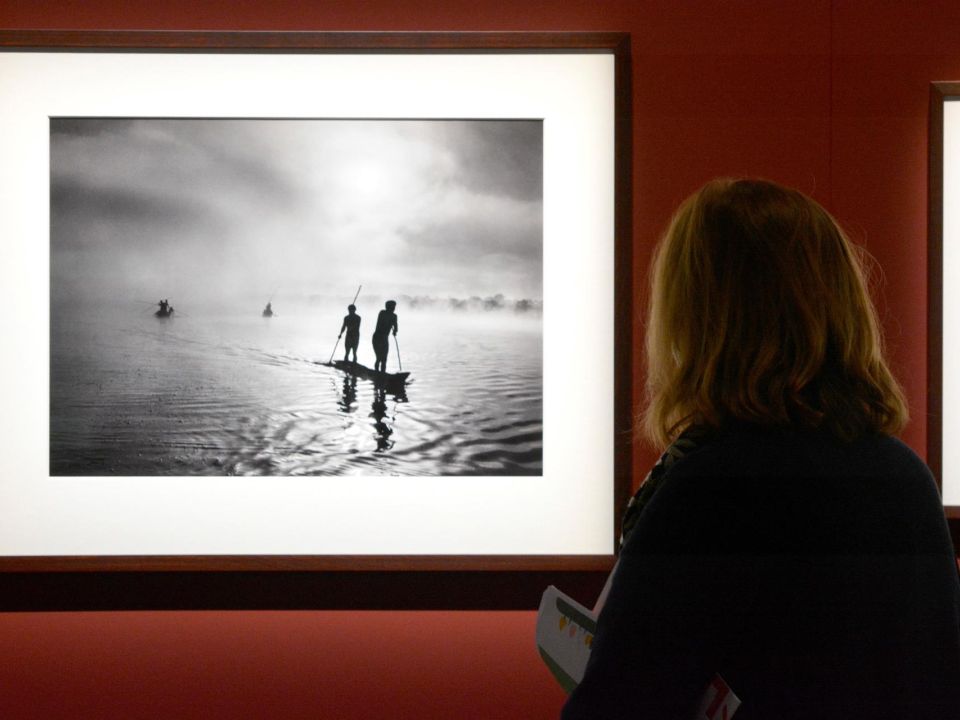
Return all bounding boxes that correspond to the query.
[562,422,960,720]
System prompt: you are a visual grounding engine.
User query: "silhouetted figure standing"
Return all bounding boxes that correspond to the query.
[263,302,273,317]
[340,304,361,363]
[372,300,398,373]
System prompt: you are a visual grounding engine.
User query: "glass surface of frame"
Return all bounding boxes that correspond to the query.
[0,32,633,610]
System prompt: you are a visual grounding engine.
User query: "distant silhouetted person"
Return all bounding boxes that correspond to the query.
[372,300,398,373]
[263,302,273,317]
[340,304,361,363]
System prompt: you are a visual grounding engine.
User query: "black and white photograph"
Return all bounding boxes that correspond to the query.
[50,118,544,477]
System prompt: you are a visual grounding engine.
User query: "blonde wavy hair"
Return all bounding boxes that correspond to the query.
[642,178,908,447]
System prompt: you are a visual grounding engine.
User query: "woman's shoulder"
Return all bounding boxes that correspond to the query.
[646,422,939,532]
[628,423,943,555]
[665,421,930,483]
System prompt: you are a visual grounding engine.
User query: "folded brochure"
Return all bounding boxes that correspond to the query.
[537,581,740,719]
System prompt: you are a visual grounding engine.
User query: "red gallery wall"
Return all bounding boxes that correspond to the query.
[2,2,960,718]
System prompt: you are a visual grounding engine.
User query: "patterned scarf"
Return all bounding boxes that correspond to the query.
[619,425,710,550]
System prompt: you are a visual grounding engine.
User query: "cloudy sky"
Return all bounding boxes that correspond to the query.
[50,118,542,307]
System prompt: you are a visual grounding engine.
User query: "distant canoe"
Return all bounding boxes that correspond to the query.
[155,308,174,318]
[325,360,409,389]
[262,309,274,317]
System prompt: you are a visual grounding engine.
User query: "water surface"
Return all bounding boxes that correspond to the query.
[50,303,543,476]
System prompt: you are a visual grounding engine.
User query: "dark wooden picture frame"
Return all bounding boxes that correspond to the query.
[928,81,960,547]
[0,30,633,611]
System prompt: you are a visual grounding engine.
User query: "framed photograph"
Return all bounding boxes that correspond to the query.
[929,81,960,542]
[0,31,633,609]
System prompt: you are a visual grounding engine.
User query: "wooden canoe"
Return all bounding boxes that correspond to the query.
[325,360,409,389]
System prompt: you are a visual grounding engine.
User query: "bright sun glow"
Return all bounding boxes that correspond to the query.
[340,161,393,198]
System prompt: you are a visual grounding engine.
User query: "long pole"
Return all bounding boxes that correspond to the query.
[393,334,402,372]
[328,285,362,364]
[328,336,341,363]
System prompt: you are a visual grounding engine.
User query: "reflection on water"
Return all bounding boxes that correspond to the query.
[50,303,542,476]
[370,387,398,453]
[338,374,358,415]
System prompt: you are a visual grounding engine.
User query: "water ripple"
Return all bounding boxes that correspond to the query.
[51,309,543,476]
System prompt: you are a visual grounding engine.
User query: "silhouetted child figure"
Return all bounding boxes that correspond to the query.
[340,304,361,363]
